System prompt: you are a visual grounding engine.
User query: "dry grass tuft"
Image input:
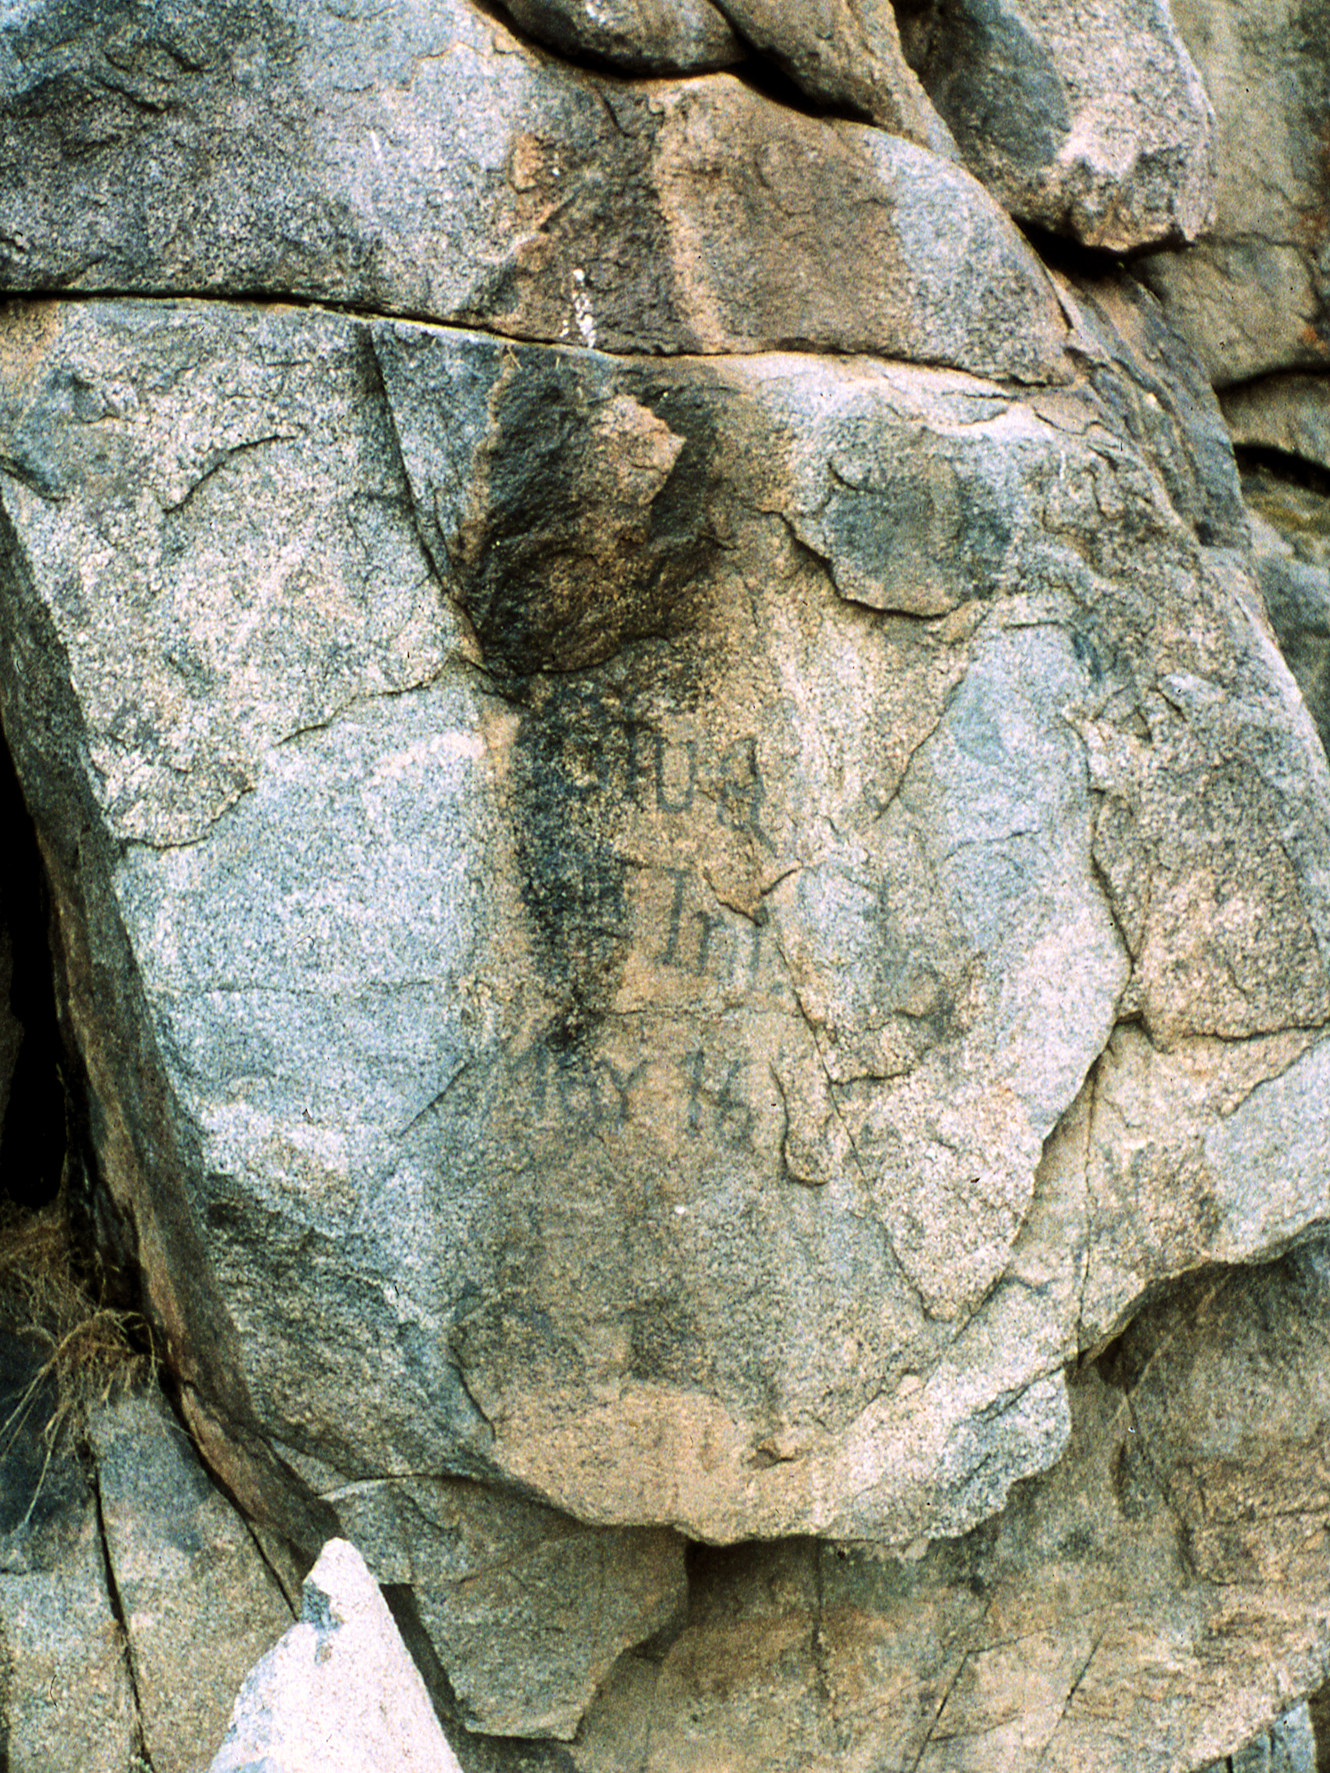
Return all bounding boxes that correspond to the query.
[0,1193,156,1500]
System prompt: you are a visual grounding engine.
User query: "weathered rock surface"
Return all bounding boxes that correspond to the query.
[1137,0,1330,385]
[499,0,743,73]
[1244,472,1330,757]
[318,1470,685,1739]
[0,1498,140,1772]
[3,283,1329,1589]
[0,1339,140,1772]
[1241,454,1330,761]
[0,0,1067,377]
[210,1537,464,1773]
[1200,1704,1317,1773]
[1054,268,1248,548]
[1257,546,1330,753]
[496,0,956,153]
[897,0,1216,250]
[1245,462,1330,575]
[712,0,959,152]
[1223,377,1330,478]
[0,1322,311,1773]
[1059,1024,1330,1348]
[2,0,1330,1763]
[91,1388,294,1773]
[559,1242,1330,1773]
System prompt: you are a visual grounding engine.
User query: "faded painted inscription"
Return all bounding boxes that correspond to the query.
[480,723,792,1147]
[506,1038,648,1131]
[574,724,780,851]
[487,1035,759,1149]
[656,868,765,987]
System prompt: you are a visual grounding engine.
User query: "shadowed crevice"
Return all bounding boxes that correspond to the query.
[0,728,65,1212]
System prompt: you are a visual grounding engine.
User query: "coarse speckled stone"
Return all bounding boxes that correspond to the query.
[3,297,1328,1594]
[898,0,1215,250]
[209,1539,464,1773]
[0,0,1068,378]
[1137,0,1330,384]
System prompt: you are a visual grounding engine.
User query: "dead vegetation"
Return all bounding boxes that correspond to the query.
[0,1189,155,1502]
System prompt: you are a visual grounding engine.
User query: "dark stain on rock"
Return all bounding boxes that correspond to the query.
[472,87,686,355]
[485,353,722,1031]
[1110,1435,1162,1521]
[459,350,719,679]
[511,678,635,1040]
[897,0,1071,170]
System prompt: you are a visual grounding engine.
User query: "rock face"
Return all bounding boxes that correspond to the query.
[713,0,959,151]
[210,1538,464,1773]
[0,1328,297,1773]
[495,0,958,153]
[1200,1705,1318,1773]
[0,0,1067,375]
[1223,377,1330,476]
[320,1470,686,1739]
[0,1340,139,1773]
[90,1389,294,1773]
[498,0,743,73]
[8,287,1330,1563]
[1240,446,1330,771]
[1246,474,1330,757]
[897,0,1216,249]
[1,0,1330,1766]
[561,1239,1330,1773]
[1137,0,1330,384]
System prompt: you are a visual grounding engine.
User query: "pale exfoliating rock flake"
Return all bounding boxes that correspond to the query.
[209,1538,464,1773]
[319,1469,686,1739]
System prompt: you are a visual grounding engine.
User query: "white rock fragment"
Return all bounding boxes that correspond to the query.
[209,1538,463,1773]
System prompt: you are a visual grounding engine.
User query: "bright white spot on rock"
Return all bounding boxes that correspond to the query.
[572,267,596,349]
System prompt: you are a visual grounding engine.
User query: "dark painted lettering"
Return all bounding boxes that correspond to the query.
[660,867,689,966]
[716,1060,755,1148]
[655,734,697,812]
[603,1057,648,1126]
[717,738,776,853]
[693,908,724,976]
[681,1048,756,1146]
[626,723,654,810]
[685,1047,706,1137]
[656,873,768,992]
